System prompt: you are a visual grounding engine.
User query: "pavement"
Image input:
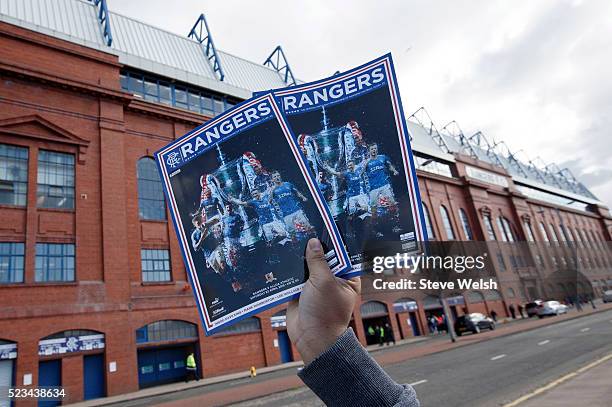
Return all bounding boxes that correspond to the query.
[66,302,612,407]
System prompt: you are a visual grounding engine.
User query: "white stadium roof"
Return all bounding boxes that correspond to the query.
[0,0,600,205]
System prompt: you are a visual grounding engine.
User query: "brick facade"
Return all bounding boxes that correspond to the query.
[1,20,612,404]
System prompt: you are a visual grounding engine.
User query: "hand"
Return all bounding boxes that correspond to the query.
[287,238,361,364]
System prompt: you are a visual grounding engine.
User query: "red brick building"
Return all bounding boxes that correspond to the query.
[1,0,611,404]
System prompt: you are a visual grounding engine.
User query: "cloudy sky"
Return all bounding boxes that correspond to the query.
[109,0,612,207]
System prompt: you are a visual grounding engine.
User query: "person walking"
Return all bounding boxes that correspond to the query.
[378,325,385,346]
[509,304,516,319]
[185,352,199,382]
[490,310,498,322]
[517,304,524,318]
[384,323,395,346]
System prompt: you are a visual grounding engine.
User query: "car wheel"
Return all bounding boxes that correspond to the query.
[456,331,462,337]
[490,323,496,330]
[538,315,543,319]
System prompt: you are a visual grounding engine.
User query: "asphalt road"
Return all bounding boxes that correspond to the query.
[229,309,612,407]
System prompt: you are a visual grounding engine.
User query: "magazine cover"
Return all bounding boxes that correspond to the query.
[155,93,351,335]
[272,54,428,272]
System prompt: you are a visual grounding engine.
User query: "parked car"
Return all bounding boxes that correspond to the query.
[454,313,495,336]
[525,300,543,317]
[603,290,612,303]
[537,301,569,318]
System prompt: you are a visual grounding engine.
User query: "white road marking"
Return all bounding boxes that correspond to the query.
[409,379,428,386]
[580,327,590,332]
[538,340,550,346]
[490,354,506,361]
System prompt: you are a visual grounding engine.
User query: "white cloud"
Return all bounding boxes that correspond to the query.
[108,0,612,206]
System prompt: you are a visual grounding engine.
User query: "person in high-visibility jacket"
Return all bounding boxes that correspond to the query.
[185,352,200,382]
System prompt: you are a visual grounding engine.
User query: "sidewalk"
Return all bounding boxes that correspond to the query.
[511,353,612,407]
[66,302,612,407]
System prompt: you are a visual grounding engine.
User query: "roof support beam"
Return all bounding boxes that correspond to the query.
[90,0,113,46]
[188,14,225,81]
[442,121,478,159]
[408,107,450,153]
[264,46,296,86]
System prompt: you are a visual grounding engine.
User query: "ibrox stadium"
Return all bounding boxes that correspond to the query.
[0,0,611,402]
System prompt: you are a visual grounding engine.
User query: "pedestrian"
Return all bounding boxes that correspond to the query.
[509,304,516,319]
[384,323,395,345]
[378,325,385,346]
[589,296,596,309]
[286,238,420,406]
[185,352,199,382]
[490,310,498,322]
[367,325,375,343]
[517,304,524,318]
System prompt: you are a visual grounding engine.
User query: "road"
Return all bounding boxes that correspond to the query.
[112,308,612,407]
[231,309,612,407]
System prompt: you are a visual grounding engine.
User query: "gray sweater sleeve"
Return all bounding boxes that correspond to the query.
[298,328,420,407]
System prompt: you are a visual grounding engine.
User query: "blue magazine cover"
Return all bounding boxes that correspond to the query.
[271,54,428,273]
[155,93,351,335]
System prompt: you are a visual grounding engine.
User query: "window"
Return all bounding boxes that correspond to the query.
[35,243,75,282]
[439,205,455,240]
[483,215,496,241]
[496,252,506,271]
[539,222,550,242]
[37,150,75,209]
[523,221,535,242]
[497,217,515,242]
[414,156,453,178]
[214,317,261,335]
[120,70,238,116]
[0,144,28,206]
[458,209,473,240]
[558,225,568,243]
[549,223,559,243]
[507,287,516,298]
[422,203,435,240]
[141,249,171,282]
[137,158,166,220]
[136,320,197,343]
[0,242,24,283]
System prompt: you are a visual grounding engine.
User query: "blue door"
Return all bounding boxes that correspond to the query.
[83,354,105,400]
[38,360,61,407]
[137,346,189,388]
[409,313,421,336]
[278,330,293,363]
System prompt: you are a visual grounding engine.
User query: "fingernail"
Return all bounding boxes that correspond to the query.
[308,238,322,252]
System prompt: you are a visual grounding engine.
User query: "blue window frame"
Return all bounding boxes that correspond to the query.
[37,150,75,209]
[137,158,166,220]
[35,243,75,282]
[439,205,455,240]
[141,249,171,282]
[136,320,197,344]
[0,242,25,283]
[0,143,28,206]
[422,203,435,240]
[120,70,237,116]
[458,208,473,240]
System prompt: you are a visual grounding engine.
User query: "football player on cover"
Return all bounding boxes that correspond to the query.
[269,171,313,240]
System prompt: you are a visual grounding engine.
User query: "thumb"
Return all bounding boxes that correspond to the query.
[305,238,333,284]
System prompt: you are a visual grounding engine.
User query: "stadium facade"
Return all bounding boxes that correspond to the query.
[0,0,611,403]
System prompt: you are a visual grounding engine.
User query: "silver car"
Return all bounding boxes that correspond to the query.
[603,290,612,303]
[537,300,569,318]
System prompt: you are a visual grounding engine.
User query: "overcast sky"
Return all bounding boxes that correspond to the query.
[108,0,612,207]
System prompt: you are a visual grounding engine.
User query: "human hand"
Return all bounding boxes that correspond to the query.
[287,238,361,364]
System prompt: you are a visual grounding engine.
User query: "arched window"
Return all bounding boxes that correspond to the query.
[506,287,516,298]
[484,290,503,301]
[214,317,261,335]
[523,221,535,242]
[136,320,197,343]
[549,223,559,243]
[393,298,418,312]
[439,205,455,240]
[483,215,496,241]
[497,217,515,242]
[539,222,550,242]
[137,157,166,220]
[422,203,435,240]
[466,291,485,303]
[360,301,388,318]
[458,208,473,240]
